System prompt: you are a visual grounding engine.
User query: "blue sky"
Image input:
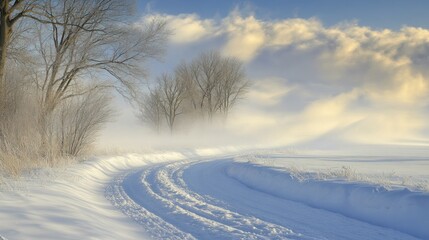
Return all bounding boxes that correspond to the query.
[138,0,429,29]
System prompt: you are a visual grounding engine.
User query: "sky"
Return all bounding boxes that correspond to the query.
[138,0,429,30]
[98,1,429,152]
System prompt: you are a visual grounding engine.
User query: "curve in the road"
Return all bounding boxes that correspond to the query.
[106,158,420,240]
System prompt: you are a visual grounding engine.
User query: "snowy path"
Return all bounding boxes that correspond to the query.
[1,152,427,239]
[106,158,421,240]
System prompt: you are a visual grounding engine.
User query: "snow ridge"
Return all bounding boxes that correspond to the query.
[226,162,429,239]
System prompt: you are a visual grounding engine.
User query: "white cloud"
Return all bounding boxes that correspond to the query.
[143,13,216,44]
[269,18,322,48]
[221,13,266,61]
[115,12,429,149]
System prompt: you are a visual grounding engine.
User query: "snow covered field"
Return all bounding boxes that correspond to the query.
[1,148,428,239]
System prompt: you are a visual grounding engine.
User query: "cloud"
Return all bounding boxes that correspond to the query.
[109,12,429,150]
[221,13,266,61]
[143,13,216,44]
[269,18,323,49]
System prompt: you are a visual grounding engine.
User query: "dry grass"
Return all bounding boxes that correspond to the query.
[0,76,112,177]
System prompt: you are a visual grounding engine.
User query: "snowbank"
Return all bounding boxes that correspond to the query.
[0,147,245,239]
[0,153,183,240]
[226,162,429,239]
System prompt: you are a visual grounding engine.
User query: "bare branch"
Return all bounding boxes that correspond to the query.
[33,0,168,115]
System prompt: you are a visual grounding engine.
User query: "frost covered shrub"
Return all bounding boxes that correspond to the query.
[0,74,113,176]
[0,72,43,176]
[55,89,113,156]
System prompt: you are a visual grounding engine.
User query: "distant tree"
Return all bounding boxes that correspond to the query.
[158,73,186,133]
[138,88,163,133]
[176,62,199,111]
[215,56,249,118]
[190,51,221,119]
[178,51,249,120]
[139,51,249,132]
[140,73,186,133]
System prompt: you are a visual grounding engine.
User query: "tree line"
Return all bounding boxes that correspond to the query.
[138,51,249,133]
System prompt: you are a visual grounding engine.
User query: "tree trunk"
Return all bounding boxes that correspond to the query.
[0,2,10,102]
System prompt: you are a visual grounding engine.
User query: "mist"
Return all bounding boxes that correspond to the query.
[96,11,429,153]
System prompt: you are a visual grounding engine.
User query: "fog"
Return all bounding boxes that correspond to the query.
[97,11,429,153]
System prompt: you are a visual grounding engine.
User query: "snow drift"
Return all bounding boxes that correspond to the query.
[226,162,429,239]
[0,147,244,240]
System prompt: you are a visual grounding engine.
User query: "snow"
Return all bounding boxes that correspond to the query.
[1,148,428,239]
[227,161,429,239]
[0,152,188,239]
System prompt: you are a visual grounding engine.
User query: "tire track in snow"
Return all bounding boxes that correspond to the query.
[106,158,420,240]
[105,171,193,240]
[149,162,302,239]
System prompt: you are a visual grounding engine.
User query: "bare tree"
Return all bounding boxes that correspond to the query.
[0,0,169,172]
[138,51,249,132]
[140,73,186,133]
[35,0,167,113]
[0,0,34,80]
[191,51,222,119]
[176,62,198,111]
[32,0,167,148]
[56,88,113,156]
[177,51,249,120]
[158,73,186,133]
[137,87,162,133]
[215,57,249,118]
[0,0,38,114]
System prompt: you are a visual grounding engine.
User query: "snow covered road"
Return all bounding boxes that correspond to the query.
[106,158,425,240]
[1,151,427,239]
